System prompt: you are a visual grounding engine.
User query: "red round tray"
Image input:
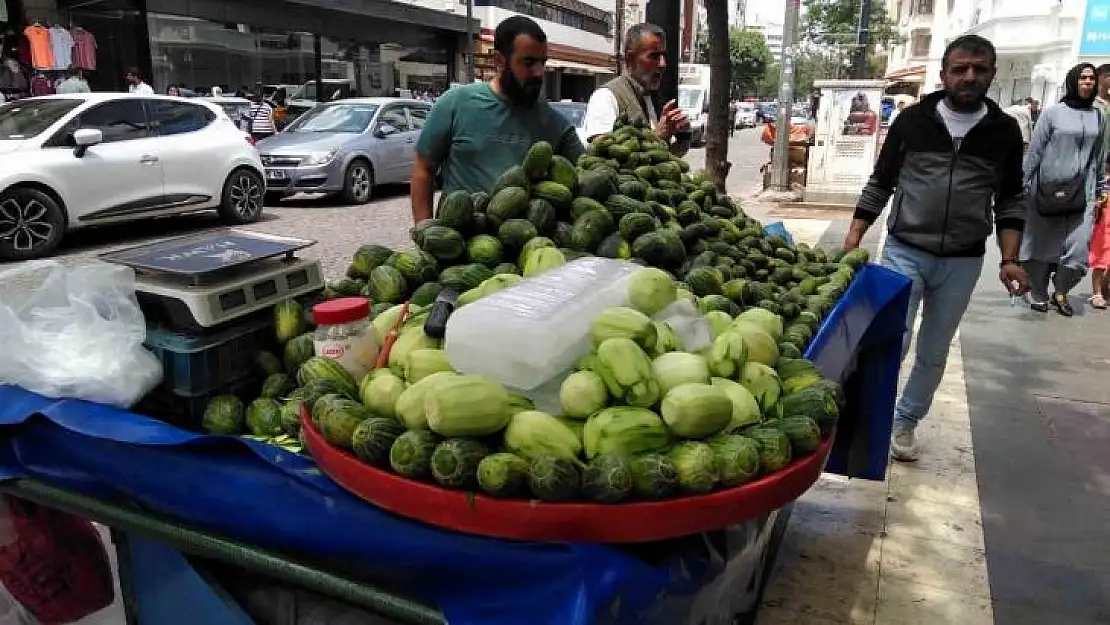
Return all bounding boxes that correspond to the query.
[301,409,832,543]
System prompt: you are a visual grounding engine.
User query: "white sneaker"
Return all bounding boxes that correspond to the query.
[891,424,919,462]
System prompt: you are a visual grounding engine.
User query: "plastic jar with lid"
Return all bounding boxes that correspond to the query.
[312,297,379,381]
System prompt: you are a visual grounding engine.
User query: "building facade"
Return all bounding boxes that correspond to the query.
[1,0,475,99]
[885,0,1091,105]
[453,0,616,103]
[739,2,784,62]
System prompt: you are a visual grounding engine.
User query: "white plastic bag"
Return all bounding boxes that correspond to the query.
[0,260,161,408]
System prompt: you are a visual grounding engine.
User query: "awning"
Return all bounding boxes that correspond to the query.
[884,65,926,81]
[887,74,924,84]
[546,59,615,75]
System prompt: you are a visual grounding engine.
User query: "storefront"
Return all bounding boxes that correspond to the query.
[0,0,473,99]
[472,31,614,103]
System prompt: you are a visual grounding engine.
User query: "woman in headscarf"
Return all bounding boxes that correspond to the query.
[1020,63,1107,315]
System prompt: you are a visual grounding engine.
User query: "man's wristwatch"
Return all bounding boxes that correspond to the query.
[1000,258,1019,268]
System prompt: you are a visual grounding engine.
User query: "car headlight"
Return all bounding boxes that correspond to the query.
[303,148,339,165]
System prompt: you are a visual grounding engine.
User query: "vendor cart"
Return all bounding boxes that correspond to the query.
[0,263,910,625]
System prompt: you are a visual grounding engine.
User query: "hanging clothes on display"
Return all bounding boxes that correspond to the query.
[71,27,96,70]
[48,26,73,70]
[30,73,54,96]
[24,23,53,70]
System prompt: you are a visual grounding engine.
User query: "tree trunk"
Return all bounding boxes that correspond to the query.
[704,0,731,192]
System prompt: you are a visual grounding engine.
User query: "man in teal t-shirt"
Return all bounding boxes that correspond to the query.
[411,16,584,223]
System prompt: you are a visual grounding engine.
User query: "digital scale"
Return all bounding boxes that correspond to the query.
[99,229,325,331]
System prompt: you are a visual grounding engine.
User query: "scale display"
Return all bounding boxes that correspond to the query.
[99,229,315,278]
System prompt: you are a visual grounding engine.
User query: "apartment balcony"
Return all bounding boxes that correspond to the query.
[965,2,1076,54]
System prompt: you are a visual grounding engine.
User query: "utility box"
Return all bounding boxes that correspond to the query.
[804,80,887,206]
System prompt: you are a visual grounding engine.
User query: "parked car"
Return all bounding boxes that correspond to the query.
[549,100,588,145]
[0,93,264,261]
[735,102,758,128]
[256,97,430,204]
[756,102,778,124]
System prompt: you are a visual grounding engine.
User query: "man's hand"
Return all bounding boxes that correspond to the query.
[1000,262,1031,296]
[843,218,870,252]
[842,232,862,252]
[655,99,690,141]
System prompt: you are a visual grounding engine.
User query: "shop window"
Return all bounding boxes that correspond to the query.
[909,30,931,58]
[77,100,150,143]
[147,101,215,136]
[147,13,315,95]
[915,0,933,15]
[468,0,612,38]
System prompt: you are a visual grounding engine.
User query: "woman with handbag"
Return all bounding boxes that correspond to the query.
[1021,63,1107,315]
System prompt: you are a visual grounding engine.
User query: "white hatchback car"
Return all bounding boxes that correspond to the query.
[0,93,265,261]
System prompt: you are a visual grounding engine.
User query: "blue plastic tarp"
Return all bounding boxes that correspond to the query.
[0,264,910,625]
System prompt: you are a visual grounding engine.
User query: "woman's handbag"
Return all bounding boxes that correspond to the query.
[1037,117,1102,216]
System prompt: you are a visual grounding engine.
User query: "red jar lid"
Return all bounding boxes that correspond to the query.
[312,297,371,326]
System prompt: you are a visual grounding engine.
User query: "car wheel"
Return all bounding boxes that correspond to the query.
[264,191,286,206]
[341,160,374,205]
[219,168,265,224]
[0,186,65,261]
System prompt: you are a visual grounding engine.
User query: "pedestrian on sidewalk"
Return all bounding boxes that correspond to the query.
[843,34,1030,462]
[55,67,89,94]
[1021,63,1106,315]
[124,68,153,95]
[1003,97,1037,152]
[247,82,277,142]
[409,16,584,224]
[1088,65,1110,309]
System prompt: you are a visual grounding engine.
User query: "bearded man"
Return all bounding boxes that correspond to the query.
[583,22,691,155]
[410,16,584,223]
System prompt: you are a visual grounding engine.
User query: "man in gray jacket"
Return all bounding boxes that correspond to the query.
[843,35,1030,461]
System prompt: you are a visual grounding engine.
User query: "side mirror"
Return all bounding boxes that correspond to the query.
[375,124,397,138]
[72,128,103,158]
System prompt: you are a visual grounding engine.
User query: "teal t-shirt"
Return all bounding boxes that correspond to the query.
[417,82,585,194]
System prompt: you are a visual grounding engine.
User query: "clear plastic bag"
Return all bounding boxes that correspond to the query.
[0,260,162,408]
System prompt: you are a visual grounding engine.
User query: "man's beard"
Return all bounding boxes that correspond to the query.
[631,70,662,92]
[500,69,543,106]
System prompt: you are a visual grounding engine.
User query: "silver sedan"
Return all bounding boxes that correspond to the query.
[257,97,431,204]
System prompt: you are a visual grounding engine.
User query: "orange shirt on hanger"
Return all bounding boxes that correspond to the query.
[24,24,53,70]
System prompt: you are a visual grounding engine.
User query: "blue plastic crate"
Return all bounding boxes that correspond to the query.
[145,317,276,397]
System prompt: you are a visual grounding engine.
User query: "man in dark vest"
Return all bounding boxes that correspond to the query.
[583,23,691,155]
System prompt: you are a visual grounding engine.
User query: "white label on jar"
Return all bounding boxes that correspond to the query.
[315,334,378,380]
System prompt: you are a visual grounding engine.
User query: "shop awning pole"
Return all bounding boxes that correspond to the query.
[466,0,476,83]
[0,479,446,625]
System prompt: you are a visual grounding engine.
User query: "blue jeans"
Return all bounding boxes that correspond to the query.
[881,236,984,429]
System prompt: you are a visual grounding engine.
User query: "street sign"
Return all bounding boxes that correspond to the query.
[1081,0,1110,56]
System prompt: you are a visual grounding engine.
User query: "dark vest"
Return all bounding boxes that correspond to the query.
[601,75,655,126]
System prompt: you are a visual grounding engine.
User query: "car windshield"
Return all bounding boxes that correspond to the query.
[0,99,82,140]
[550,103,586,128]
[677,87,701,109]
[287,104,379,133]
